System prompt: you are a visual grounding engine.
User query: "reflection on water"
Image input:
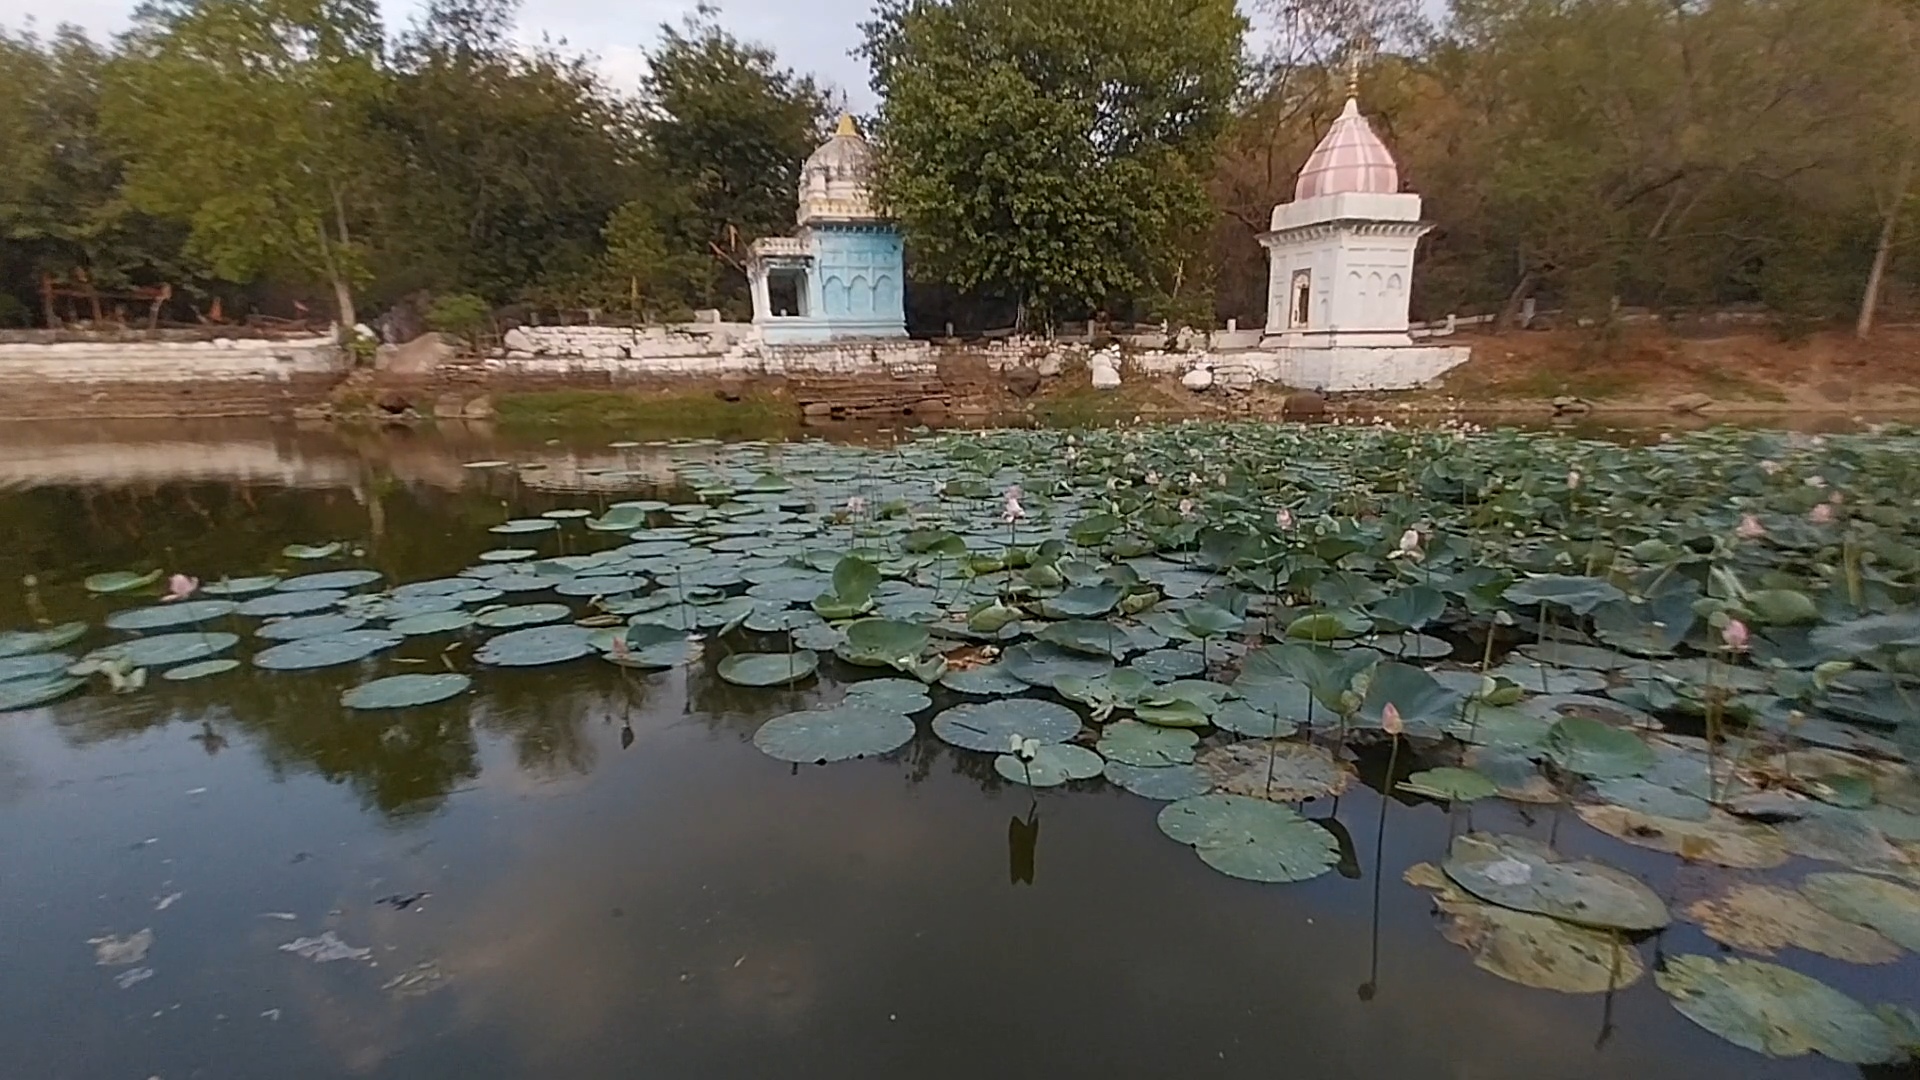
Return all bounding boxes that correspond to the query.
[0,421,1910,1080]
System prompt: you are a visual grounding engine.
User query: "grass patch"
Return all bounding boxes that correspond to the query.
[494,389,798,438]
[1505,365,1640,401]
[1687,363,1789,402]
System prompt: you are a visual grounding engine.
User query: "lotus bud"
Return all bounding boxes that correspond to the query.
[1381,702,1404,736]
[1735,514,1766,540]
[1721,618,1750,652]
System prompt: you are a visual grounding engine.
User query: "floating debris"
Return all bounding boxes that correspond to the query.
[90,928,153,966]
[113,967,155,990]
[278,931,371,963]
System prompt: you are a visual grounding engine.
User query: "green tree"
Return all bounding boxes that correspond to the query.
[374,0,642,305]
[0,26,191,325]
[103,0,388,331]
[628,8,833,317]
[860,0,1245,327]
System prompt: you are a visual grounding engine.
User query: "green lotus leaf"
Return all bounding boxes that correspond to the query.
[994,743,1105,787]
[1800,873,1920,951]
[475,625,596,667]
[474,603,572,629]
[0,674,85,711]
[1369,585,1446,631]
[717,651,820,687]
[489,518,560,534]
[1503,574,1626,615]
[932,699,1081,752]
[1443,832,1669,931]
[104,599,237,632]
[1399,767,1499,802]
[282,542,343,559]
[938,663,1029,696]
[84,632,237,669]
[257,613,369,641]
[1097,719,1198,766]
[1656,955,1898,1064]
[276,570,382,593]
[161,658,241,682]
[1102,761,1212,801]
[341,673,472,710]
[1404,862,1647,994]
[1156,794,1340,883]
[1041,585,1125,620]
[1002,642,1113,687]
[84,569,162,594]
[250,630,401,670]
[1545,717,1656,779]
[753,704,916,763]
[238,590,344,617]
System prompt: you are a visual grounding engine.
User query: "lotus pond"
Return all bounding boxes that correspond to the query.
[3,420,1920,1079]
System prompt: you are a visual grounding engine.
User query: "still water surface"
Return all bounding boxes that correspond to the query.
[0,420,1911,1080]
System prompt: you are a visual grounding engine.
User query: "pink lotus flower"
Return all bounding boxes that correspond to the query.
[609,635,631,659]
[1178,499,1194,517]
[161,574,199,603]
[1809,503,1835,524]
[1144,470,1160,486]
[1736,514,1766,540]
[1760,460,1781,476]
[1002,488,1026,523]
[1566,470,1582,490]
[845,496,867,516]
[1275,508,1295,531]
[1389,528,1423,561]
[1381,702,1404,736]
[1722,618,1750,652]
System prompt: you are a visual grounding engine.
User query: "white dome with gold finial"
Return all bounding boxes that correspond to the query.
[798,114,881,225]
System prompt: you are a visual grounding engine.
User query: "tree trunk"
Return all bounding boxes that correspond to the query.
[332,276,357,339]
[1496,270,1541,333]
[1858,149,1915,341]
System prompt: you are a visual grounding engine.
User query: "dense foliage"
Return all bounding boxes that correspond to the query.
[0,0,1914,333]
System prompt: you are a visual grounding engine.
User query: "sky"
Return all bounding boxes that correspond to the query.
[0,0,883,108]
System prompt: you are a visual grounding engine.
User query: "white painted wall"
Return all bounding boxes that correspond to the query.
[0,336,342,383]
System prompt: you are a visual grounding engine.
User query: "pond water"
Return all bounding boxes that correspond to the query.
[2,419,1917,1080]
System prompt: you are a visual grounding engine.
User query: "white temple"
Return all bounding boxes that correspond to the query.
[1241,92,1467,389]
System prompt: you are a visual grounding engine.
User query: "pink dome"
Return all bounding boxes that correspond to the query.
[1293,97,1399,201]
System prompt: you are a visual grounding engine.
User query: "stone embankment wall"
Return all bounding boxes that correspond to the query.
[0,332,344,420]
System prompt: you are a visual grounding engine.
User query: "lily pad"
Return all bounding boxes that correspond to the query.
[1655,954,1898,1064]
[753,704,917,763]
[0,622,87,658]
[1211,700,1298,738]
[0,674,85,711]
[939,663,1029,696]
[1196,742,1351,803]
[1040,584,1125,619]
[843,678,933,713]
[256,613,368,641]
[1405,862,1647,994]
[84,569,162,594]
[1576,805,1790,868]
[932,699,1081,752]
[995,744,1105,787]
[717,651,820,687]
[282,542,343,559]
[0,652,73,683]
[1503,574,1625,615]
[1002,642,1114,687]
[1155,794,1340,883]
[276,570,382,593]
[474,604,572,629]
[476,625,596,667]
[1399,767,1499,803]
[1097,719,1198,766]
[104,599,237,632]
[1799,873,1920,951]
[389,611,476,636]
[1545,717,1655,779]
[1103,761,1212,800]
[253,630,403,671]
[489,518,559,534]
[238,590,345,618]
[1442,833,1669,931]
[341,673,472,710]
[1684,884,1901,963]
[1036,619,1140,659]
[1588,777,1713,821]
[161,658,241,681]
[83,632,237,668]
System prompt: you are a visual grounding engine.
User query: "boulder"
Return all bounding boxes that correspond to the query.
[1181,365,1214,391]
[1668,392,1714,414]
[1089,347,1123,390]
[714,376,747,402]
[1282,390,1327,419]
[909,397,950,422]
[375,390,415,415]
[1551,395,1593,416]
[461,395,495,420]
[502,326,539,353]
[374,332,460,376]
[1004,366,1042,398]
[432,393,466,419]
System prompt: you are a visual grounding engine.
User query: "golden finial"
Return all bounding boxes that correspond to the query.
[1346,44,1362,99]
[835,112,859,138]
